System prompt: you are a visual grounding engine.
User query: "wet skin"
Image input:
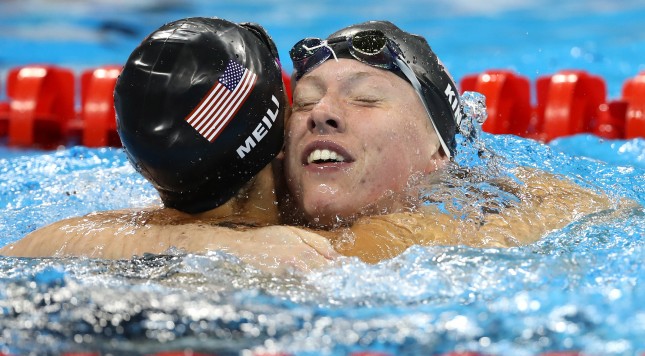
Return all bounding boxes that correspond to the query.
[285,59,446,227]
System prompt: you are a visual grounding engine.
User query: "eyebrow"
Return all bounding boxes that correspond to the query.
[342,71,395,95]
[298,70,388,91]
[295,74,326,90]
[345,71,379,82]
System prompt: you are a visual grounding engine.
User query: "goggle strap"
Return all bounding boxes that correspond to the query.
[291,34,453,158]
[303,40,339,62]
[394,56,452,159]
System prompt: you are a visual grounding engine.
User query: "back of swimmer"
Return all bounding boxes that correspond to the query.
[115,17,287,223]
[0,17,341,269]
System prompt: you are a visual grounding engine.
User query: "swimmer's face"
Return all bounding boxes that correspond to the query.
[285,59,446,227]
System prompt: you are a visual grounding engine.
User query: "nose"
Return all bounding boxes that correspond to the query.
[307,101,345,134]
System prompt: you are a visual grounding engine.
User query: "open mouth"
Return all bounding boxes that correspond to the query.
[307,149,346,164]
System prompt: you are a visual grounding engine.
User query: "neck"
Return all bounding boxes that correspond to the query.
[194,164,280,225]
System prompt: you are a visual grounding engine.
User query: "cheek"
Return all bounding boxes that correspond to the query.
[362,116,425,153]
[362,138,413,186]
[363,120,432,177]
[283,132,301,186]
[284,115,306,155]
[285,115,302,140]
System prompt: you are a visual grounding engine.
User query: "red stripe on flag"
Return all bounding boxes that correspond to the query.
[190,70,251,136]
[185,68,257,142]
[203,71,257,141]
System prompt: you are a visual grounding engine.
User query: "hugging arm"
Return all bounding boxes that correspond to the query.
[326,168,624,263]
[0,210,338,273]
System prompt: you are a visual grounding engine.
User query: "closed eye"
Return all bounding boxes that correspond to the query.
[351,96,384,107]
[292,100,318,112]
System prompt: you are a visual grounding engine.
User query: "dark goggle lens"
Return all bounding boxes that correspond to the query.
[351,30,388,55]
[289,38,323,61]
[290,30,403,79]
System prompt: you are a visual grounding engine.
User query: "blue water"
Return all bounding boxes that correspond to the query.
[1,1,645,355]
[1,1,645,98]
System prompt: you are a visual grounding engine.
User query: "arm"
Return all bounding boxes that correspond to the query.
[323,212,458,264]
[328,167,624,263]
[472,167,619,246]
[0,210,338,273]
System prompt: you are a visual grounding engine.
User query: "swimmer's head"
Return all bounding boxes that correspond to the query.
[290,20,462,158]
[115,17,286,213]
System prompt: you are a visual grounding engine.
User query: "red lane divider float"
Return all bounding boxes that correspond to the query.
[78,66,122,147]
[596,100,627,139]
[0,64,123,149]
[461,70,532,137]
[460,69,645,141]
[6,65,75,148]
[623,71,645,138]
[0,76,9,136]
[0,65,644,149]
[535,70,606,141]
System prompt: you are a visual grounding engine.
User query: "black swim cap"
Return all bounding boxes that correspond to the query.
[326,21,462,157]
[115,17,286,213]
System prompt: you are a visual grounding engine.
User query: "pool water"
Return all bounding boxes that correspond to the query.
[1,1,645,355]
[0,93,643,355]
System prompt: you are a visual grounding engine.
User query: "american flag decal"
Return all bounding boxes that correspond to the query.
[185,60,257,142]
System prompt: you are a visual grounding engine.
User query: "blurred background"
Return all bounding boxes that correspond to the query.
[0,4,644,355]
[1,0,644,100]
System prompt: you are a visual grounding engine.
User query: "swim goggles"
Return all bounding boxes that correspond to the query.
[289,30,452,158]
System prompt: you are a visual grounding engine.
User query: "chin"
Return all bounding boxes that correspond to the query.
[303,200,356,228]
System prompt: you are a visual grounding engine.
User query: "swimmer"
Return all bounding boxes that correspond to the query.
[1,19,626,268]
[281,21,623,262]
[0,17,338,273]
[283,20,460,227]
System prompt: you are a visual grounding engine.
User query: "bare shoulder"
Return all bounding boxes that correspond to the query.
[507,166,614,209]
[329,166,632,263]
[0,207,191,257]
[34,206,195,237]
[477,166,625,246]
[324,209,457,263]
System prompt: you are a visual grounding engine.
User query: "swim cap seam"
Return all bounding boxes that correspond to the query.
[140,20,188,121]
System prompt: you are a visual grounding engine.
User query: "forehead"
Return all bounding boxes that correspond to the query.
[296,58,409,90]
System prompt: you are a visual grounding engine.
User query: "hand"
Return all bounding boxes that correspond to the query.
[207,225,339,273]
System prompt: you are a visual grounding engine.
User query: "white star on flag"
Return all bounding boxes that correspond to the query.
[185,60,257,142]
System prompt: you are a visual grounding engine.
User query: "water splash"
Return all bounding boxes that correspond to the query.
[0,95,644,355]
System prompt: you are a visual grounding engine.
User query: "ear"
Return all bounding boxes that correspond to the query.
[425,146,448,173]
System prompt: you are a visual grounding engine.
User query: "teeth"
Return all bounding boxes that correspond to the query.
[307,149,346,164]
